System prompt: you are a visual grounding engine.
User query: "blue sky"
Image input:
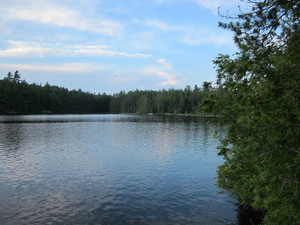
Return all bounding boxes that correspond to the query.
[0,0,243,94]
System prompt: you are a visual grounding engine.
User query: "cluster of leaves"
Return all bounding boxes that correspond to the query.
[203,0,300,224]
[0,71,211,115]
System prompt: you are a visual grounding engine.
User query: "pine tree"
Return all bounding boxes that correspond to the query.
[205,1,300,224]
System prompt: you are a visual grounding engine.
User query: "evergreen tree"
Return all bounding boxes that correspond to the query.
[204,0,300,224]
[13,70,21,83]
[4,72,13,82]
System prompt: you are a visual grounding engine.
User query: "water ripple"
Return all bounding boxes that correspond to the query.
[0,115,237,225]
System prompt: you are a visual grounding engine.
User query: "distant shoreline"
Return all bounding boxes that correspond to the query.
[0,112,220,118]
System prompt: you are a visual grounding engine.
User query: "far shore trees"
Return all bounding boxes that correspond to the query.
[0,71,211,115]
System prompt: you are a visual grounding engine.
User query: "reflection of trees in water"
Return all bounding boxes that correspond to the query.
[237,204,264,225]
[1,123,24,155]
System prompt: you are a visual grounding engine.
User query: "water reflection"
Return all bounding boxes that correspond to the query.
[0,114,241,225]
[237,204,264,225]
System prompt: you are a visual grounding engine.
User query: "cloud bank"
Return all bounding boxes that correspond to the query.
[0,41,151,58]
[1,0,123,36]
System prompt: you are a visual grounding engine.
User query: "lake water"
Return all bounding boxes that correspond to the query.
[0,114,239,225]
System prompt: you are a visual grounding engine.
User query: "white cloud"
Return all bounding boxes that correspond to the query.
[109,58,180,88]
[1,0,123,36]
[157,71,179,86]
[154,0,242,13]
[0,41,152,58]
[143,59,180,87]
[136,19,232,46]
[69,45,152,58]
[109,58,180,87]
[157,58,173,70]
[0,62,109,73]
[141,20,178,31]
[0,41,53,58]
[182,27,232,45]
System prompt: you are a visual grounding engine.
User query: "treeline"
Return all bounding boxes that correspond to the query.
[109,83,212,114]
[0,71,111,114]
[0,71,214,115]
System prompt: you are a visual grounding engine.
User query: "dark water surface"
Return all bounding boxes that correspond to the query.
[0,114,238,225]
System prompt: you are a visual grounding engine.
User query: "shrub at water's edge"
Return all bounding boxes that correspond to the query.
[202,0,300,224]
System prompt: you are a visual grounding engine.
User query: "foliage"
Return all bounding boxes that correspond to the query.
[0,72,208,115]
[0,72,111,114]
[203,0,300,224]
[109,85,206,115]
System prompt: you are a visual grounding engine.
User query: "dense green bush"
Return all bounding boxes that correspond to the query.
[203,0,300,224]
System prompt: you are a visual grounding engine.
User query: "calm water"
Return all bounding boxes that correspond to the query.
[0,114,238,225]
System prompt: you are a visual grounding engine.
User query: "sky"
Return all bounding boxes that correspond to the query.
[0,0,244,94]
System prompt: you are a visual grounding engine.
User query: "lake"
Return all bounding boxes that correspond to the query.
[0,114,239,225]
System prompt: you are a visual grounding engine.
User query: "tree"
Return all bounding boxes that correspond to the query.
[13,70,21,83]
[202,81,212,91]
[205,1,300,224]
[137,94,149,114]
[5,72,13,82]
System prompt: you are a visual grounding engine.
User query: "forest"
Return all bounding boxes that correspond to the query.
[0,70,215,115]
